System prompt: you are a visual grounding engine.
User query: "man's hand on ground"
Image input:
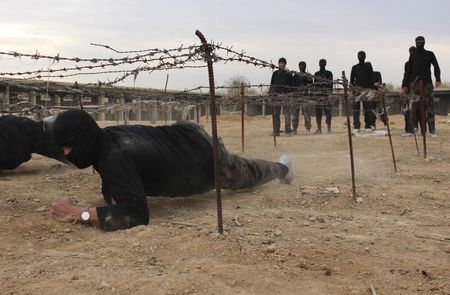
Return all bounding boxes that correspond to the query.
[51,197,81,223]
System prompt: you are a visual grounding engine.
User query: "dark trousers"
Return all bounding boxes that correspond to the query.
[410,82,435,134]
[315,103,332,130]
[353,100,376,129]
[273,103,292,134]
[220,154,285,190]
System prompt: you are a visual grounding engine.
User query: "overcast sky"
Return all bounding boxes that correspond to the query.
[0,0,448,91]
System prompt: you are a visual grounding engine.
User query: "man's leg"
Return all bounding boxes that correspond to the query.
[283,103,292,135]
[315,104,323,133]
[303,104,312,133]
[220,154,291,190]
[291,105,300,134]
[424,83,435,134]
[325,103,332,133]
[353,101,361,130]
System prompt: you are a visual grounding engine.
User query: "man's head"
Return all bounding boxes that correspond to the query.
[278,57,287,70]
[319,59,327,70]
[409,46,416,56]
[298,61,306,72]
[357,51,366,63]
[53,109,103,169]
[415,36,425,50]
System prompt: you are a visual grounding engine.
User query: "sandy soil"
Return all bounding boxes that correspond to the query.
[1,113,449,295]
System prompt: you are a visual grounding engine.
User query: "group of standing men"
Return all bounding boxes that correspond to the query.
[400,36,441,137]
[269,35,441,138]
[269,58,333,136]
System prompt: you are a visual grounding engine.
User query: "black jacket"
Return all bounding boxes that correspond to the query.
[405,49,441,84]
[270,69,293,94]
[350,62,374,89]
[0,115,66,170]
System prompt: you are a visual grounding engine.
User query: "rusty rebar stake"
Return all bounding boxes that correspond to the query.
[195,30,223,234]
[342,71,357,201]
[240,82,245,153]
[271,96,277,148]
[382,91,397,172]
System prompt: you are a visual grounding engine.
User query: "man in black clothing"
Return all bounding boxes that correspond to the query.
[313,59,333,134]
[400,46,417,135]
[404,36,441,137]
[269,57,292,136]
[0,115,67,170]
[50,110,294,231]
[350,51,376,133]
[291,61,313,134]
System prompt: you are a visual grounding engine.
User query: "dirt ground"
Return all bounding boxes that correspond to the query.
[1,113,449,295]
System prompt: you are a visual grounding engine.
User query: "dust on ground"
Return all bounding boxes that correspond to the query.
[1,114,449,295]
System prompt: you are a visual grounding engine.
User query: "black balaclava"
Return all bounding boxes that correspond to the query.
[299,61,306,73]
[409,46,416,56]
[278,57,287,70]
[415,36,425,52]
[319,59,327,71]
[53,109,103,169]
[0,117,33,170]
[357,51,366,64]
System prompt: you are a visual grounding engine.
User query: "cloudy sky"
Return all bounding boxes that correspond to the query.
[0,0,448,91]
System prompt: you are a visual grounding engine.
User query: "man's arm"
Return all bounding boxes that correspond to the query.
[350,66,356,86]
[431,52,441,87]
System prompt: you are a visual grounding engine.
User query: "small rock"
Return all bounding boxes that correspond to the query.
[325,187,340,194]
[308,217,317,222]
[355,197,364,203]
[6,216,13,222]
[445,246,450,254]
[324,269,332,276]
[33,198,41,202]
[35,206,47,212]
[71,275,79,281]
[98,281,110,289]
[63,228,72,233]
[261,239,275,245]
[274,230,282,237]
[265,244,277,253]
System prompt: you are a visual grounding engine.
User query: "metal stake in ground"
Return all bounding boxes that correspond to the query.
[342,71,357,201]
[195,30,223,234]
[419,81,427,159]
[241,82,245,153]
[381,90,397,172]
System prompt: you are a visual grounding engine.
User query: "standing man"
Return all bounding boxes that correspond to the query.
[350,51,376,134]
[404,36,441,137]
[269,57,292,136]
[313,59,333,134]
[291,61,313,134]
[400,46,417,136]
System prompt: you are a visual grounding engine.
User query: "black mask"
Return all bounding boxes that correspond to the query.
[319,59,326,70]
[357,51,366,64]
[415,36,425,51]
[299,62,306,73]
[53,110,103,169]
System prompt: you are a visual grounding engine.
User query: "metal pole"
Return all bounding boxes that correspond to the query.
[240,82,245,153]
[195,30,223,234]
[163,74,169,125]
[342,71,357,201]
[381,91,397,172]
[419,81,427,159]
